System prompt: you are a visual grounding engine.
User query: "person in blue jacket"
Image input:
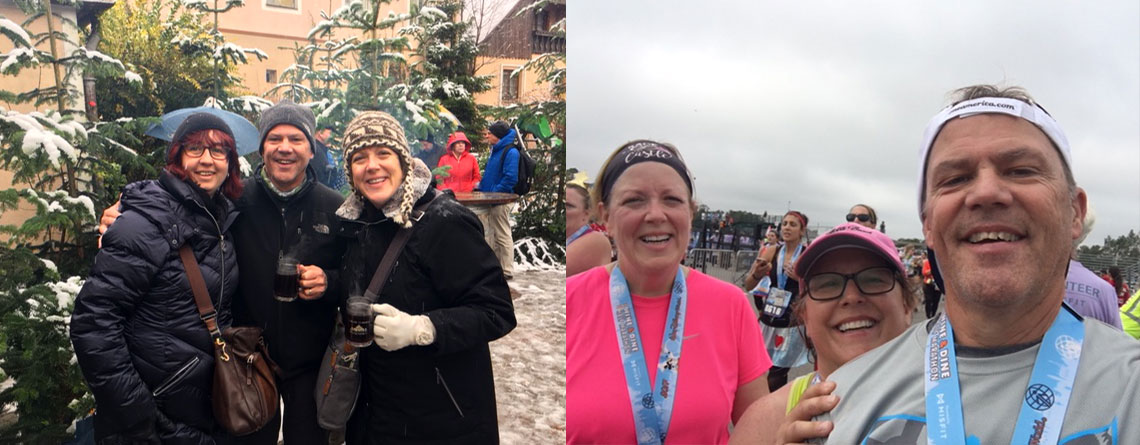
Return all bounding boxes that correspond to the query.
[71,113,243,444]
[475,120,520,279]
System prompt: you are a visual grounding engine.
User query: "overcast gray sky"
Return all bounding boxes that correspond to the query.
[567,1,1139,243]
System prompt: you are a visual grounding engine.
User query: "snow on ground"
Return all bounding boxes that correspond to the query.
[492,268,566,444]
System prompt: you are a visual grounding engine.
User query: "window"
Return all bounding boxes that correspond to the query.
[501,68,520,103]
[266,69,278,84]
[266,0,297,9]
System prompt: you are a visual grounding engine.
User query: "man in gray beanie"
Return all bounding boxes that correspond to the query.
[99,99,348,443]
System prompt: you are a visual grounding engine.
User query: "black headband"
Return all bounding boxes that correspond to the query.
[600,141,693,203]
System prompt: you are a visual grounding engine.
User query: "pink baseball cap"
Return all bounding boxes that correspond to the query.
[794,223,905,279]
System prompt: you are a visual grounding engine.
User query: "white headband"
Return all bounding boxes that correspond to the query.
[916,97,1072,215]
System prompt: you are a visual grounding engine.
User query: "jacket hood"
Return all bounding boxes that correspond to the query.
[446,132,471,150]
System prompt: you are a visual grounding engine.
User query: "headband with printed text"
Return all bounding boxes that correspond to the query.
[601,141,694,203]
[916,97,1072,214]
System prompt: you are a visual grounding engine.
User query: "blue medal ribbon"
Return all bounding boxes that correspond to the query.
[923,307,1084,445]
[775,243,804,290]
[567,224,590,246]
[609,265,687,445]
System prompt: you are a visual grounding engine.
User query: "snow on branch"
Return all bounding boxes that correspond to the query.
[1,47,39,73]
[0,17,32,47]
[25,189,95,220]
[0,111,79,168]
[420,6,447,20]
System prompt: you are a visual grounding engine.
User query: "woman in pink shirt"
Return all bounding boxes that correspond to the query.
[435,131,481,192]
[566,140,771,444]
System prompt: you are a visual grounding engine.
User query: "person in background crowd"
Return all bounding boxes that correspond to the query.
[73,113,243,443]
[415,136,446,174]
[920,256,940,318]
[730,223,916,445]
[476,121,520,279]
[762,226,780,250]
[1064,207,1122,328]
[316,125,334,146]
[744,210,813,391]
[845,204,877,230]
[565,183,612,276]
[436,131,481,192]
[315,125,346,192]
[818,84,1139,444]
[567,140,770,444]
[1109,266,1130,306]
[334,111,515,444]
[1121,289,1140,339]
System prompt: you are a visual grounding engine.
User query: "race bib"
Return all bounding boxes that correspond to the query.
[764,287,792,318]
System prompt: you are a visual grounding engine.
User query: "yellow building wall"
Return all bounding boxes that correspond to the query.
[219,0,413,98]
[473,55,563,107]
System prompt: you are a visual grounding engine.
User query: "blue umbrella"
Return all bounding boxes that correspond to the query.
[146,106,260,155]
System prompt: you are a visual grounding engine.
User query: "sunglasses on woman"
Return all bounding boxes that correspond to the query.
[805,266,897,301]
[846,213,872,223]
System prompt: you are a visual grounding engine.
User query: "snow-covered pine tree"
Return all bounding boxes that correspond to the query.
[403,0,490,133]
[0,5,151,441]
[179,0,267,100]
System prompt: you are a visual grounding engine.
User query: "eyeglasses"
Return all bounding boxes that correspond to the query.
[805,267,897,301]
[184,145,229,160]
[846,213,873,223]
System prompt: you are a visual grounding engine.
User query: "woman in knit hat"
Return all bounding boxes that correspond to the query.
[334,111,516,444]
[71,112,242,443]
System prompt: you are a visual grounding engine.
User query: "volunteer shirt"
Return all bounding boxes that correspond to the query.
[566,266,771,444]
[1065,260,1122,328]
[1122,290,1140,340]
[820,316,1140,444]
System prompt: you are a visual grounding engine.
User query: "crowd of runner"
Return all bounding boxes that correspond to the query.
[565,83,1140,444]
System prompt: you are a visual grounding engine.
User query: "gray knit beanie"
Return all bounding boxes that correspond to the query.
[257,100,316,155]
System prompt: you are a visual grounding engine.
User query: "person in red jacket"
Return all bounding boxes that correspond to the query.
[436,131,481,192]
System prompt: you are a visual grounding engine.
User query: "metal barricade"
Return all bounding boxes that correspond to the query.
[686,249,762,288]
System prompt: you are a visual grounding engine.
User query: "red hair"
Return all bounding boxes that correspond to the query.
[166,129,244,200]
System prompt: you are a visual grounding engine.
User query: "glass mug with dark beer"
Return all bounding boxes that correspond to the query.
[346,296,374,348]
[274,256,299,302]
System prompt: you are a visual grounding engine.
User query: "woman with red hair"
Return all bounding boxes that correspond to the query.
[71,112,243,443]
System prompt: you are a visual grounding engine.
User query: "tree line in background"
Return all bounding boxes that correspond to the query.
[0,0,563,440]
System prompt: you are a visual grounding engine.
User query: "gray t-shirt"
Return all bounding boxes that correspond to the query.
[821,316,1140,444]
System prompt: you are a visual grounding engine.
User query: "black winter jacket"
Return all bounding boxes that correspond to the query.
[71,171,238,444]
[339,189,516,444]
[230,165,346,379]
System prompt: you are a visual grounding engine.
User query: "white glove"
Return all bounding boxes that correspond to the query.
[371,303,436,351]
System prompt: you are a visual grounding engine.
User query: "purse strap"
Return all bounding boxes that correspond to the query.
[362,192,441,303]
[179,245,222,339]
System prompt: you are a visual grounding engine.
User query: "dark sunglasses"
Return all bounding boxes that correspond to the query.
[846,213,872,223]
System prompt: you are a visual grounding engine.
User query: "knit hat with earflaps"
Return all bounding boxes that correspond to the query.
[336,111,432,227]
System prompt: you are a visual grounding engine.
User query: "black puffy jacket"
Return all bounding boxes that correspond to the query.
[339,189,516,444]
[230,165,346,379]
[71,171,238,444]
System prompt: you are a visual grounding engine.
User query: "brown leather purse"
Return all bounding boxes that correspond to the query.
[179,246,280,436]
